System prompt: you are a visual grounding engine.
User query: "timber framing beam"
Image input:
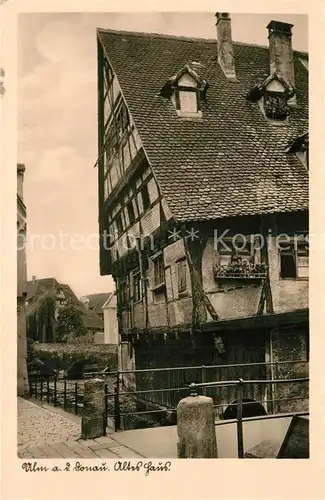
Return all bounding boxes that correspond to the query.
[201,309,309,333]
[122,309,308,339]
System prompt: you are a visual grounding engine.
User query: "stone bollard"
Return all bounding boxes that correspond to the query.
[177,394,218,458]
[81,378,105,440]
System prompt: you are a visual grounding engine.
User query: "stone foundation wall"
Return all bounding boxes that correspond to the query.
[271,326,309,413]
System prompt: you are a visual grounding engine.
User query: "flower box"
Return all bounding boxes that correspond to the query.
[214,260,267,280]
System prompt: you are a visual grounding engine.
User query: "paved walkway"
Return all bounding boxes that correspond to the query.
[17,398,144,459]
[18,397,293,459]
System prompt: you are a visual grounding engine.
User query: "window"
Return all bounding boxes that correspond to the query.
[115,212,123,237]
[140,184,150,212]
[218,236,255,266]
[119,277,129,309]
[132,269,142,302]
[115,102,129,138]
[177,259,187,293]
[127,201,136,225]
[153,254,165,288]
[179,89,198,113]
[279,240,309,279]
[264,92,288,121]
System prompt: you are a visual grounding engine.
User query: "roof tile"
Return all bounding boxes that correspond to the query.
[98,29,308,222]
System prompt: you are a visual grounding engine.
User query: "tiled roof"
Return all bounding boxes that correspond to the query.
[60,284,81,306]
[82,308,104,331]
[26,278,57,301]
[26,278,80,310]
[98,29,308,222]
[80,292,113,314]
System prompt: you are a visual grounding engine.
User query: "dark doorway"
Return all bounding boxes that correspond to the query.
[223,398,267,420]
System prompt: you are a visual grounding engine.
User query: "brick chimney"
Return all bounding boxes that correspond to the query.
[267,20,296,103]
[215,13,236,80]
[17,163,25,200]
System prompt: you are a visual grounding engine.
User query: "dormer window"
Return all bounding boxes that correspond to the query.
[286,132,309,170]
[247,73,295,123]
[176,86,200,115]
[160,64,208,118]
[263,91,288,121]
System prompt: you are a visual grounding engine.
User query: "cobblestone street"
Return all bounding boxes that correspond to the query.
[17,397,144,459]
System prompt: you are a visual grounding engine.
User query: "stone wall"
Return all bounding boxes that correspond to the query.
[33,342,118,372]
[17,297,29,395]
[270,326,309,413]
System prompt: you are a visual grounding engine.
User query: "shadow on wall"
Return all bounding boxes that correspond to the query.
[223,398,267,420]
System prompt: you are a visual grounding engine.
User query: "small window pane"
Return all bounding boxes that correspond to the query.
[116,213,123,236]
[104,92,112,125]
[127,201,135,225]
[178,260,187,293]
[280,253,297,278]
[297,256,309,278]
[123,140,131,171]
[132,271,142,302]
[153,255,165,287]
[179,90,197,113]
[141,184,150,212]
[110,164,119,189]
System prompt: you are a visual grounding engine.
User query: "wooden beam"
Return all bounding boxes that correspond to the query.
[202,309,309,333]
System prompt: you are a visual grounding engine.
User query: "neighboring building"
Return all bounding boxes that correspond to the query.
[26,277,81,342]
[102,292,118,344]
[83,307,105,342]
[17,163,29,395]
[96,15,308,412]
[26,279,106,342]
[80,292,112,320]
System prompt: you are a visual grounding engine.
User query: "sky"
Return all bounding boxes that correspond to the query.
[17,12,308,298]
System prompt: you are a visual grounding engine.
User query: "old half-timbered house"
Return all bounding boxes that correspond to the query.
[96,14,309,416]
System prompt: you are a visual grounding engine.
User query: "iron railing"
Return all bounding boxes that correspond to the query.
[28,359,309,451]
[188,377,309,458]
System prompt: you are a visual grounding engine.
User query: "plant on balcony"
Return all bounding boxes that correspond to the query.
[214,257,267,279]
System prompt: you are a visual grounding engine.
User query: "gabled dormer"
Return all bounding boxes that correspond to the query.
[160,64,208,118]
[247,73,295,122]
[286,132,309,170]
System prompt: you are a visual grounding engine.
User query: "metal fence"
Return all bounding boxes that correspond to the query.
[188,377,309,458]
[28,370,309,458]
[28,360,309,435]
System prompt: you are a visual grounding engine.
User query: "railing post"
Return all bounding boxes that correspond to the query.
[177,383,218,458]
[40,377,43,401]
[201,365,207,397]
[47,378,50,403]
[64,380,67,410]
[114,371,121,432]
[29,378,33,397]
[236,378,244,459]
[75,382,78,415]
[103,384,108,436]
[53,377,57,406]
[81,378,105,439]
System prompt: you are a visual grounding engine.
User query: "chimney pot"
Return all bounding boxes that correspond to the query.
[267,20,293,38]
[215,12,236,80]
[17,163,26,199]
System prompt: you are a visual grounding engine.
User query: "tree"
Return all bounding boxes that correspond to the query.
[55,304,88,342]
[27,293,56,342]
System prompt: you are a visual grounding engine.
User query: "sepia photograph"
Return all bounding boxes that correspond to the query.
[16,10,309,462]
